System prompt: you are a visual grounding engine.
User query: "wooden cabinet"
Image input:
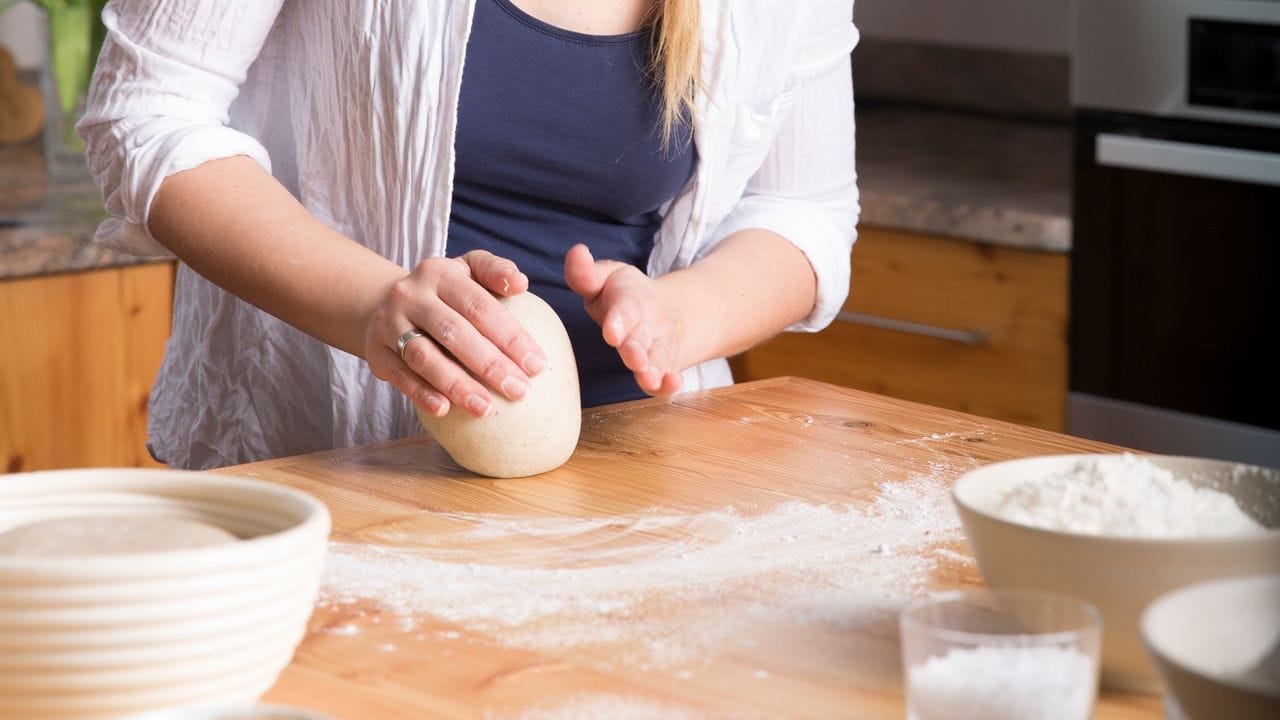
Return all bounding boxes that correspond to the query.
[0,262,175,471]
[732,227,1068,431]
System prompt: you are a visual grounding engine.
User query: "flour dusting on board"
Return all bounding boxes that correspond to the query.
[485,693,712,720]
[319,463,967,671]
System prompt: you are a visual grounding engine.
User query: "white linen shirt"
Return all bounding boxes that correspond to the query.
[80,0,860,469]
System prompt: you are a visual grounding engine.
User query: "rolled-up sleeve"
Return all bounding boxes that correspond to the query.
[701,0,859,332]
[78,0,285,257]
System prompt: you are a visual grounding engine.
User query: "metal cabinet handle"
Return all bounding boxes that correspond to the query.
[835,311,989,346]
[1096,133,1280,187]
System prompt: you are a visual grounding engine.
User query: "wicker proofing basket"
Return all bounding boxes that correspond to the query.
[0,469,331,720]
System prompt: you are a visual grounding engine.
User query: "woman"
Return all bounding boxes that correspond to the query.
[79,0,859,469]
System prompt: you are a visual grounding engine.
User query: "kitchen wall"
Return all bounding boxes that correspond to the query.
[2,1,1075,67]
[856,0,1070,55]
[851,0,1072,119]
[0,4,41,69]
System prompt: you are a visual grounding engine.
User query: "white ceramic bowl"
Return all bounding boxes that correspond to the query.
[952,454,1280,692]
[1141,574,1280,720]
[0,469,331,720]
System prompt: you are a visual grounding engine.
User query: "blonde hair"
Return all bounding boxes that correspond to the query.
[648,0,701,147]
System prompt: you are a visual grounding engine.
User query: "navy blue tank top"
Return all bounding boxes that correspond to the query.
[447,0,697,407]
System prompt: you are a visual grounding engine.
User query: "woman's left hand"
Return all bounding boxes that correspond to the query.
[564,243,685,396]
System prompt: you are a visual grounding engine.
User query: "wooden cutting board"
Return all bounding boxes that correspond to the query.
[218,377,1164,719]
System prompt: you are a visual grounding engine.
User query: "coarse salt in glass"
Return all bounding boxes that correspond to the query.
[900,589,1102,720]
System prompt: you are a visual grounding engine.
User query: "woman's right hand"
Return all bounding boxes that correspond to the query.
[364,250,547,420]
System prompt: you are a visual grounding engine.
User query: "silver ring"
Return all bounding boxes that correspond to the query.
[395,328,427,361]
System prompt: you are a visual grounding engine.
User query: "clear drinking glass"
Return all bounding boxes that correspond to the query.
[900,589,1103,720]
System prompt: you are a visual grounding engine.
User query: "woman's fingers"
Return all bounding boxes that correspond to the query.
[619,336,682,395]
[646,339,684,396]
[568,245,643,348]
[433,273,546,378]
[412,298,532,408]
[366,343,452,417]
[455,251,545,374]
[565,247,686,397]
[462,249,529,296]
[396,312,508,417]
[617,339,647,373]
[564,244,604,301]
[366,255,547,418]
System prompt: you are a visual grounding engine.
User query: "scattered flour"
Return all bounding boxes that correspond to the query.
[985,454,1266,538]
[319,466,966,673]
[485,693,709,720]
[481,691,721,717]
[907,645,1096,720]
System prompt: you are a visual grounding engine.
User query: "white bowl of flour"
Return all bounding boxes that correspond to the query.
[952,453,1279,693]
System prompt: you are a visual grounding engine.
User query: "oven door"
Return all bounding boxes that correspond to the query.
[1069,110,1280,468]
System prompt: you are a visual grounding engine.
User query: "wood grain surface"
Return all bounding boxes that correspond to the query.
[218,377,1162,719]
[733,228,1068,431]
[0,263,174,472]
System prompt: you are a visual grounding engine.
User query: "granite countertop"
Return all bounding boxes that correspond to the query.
[1,103,1073,282]
[856,104,1072,252]
[0,145,165,282]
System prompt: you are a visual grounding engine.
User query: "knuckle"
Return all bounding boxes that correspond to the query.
[490,257,517,277]
[443,376,477,404]
[366,355,394,382]
[448,255,473,275]
[415,257,445,273]
[414,257,456,282]
[460,292,494,322]
[390,360,421,388]
[479,355,510,385]
[384,278,417,305]
[386,369,421,401]
[436,318,460,346]
[401,337,431,367]
[500,331,530,357]
[410,384,441,410]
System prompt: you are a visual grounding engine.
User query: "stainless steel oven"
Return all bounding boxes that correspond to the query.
[1070,0,1280,468]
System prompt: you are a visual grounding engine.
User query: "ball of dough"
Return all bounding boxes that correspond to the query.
[0,516,239,556]
[417,291,581,478]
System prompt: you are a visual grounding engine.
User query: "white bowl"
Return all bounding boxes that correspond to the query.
[1142,574,1280,720]
[0,469,330,720]
[953,454,1280,692]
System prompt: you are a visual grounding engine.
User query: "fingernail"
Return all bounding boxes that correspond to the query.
[465,394,492,418]
[522,353,546,375]
[501,375,529,400]
[425,396,447,417]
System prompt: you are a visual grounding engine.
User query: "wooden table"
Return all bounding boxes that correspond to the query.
[217,377,1163,719]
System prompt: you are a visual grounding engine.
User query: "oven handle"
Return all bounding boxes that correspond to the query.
[1096,133,1280,187]
[835,311,989,346]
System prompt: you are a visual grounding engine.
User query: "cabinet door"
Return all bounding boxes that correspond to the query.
[1,262,175,471]
[732,228,1068,431]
